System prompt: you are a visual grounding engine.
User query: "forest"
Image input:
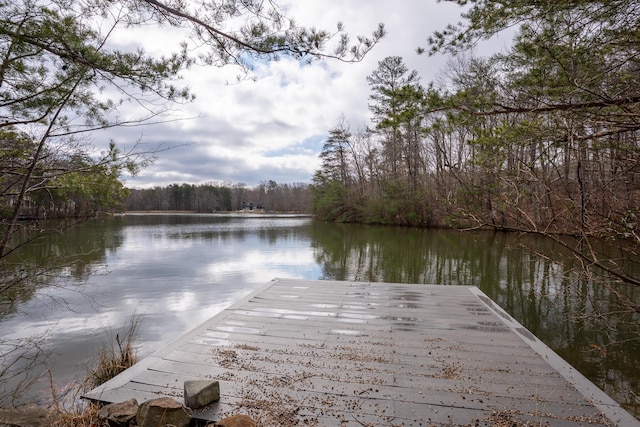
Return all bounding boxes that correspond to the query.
[312,3,639,234]
[310,1,640,289]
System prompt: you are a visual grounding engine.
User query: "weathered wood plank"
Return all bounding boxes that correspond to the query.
[84,278,640,427]
[153,350,566,404]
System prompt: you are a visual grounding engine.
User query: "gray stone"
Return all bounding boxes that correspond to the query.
[184,379,220,408]
[0,408,56,427]
[136,397,192,427]
[212,414,257,427]
[97,398,138,427]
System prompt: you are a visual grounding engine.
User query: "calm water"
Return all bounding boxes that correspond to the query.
[0,214,638,417]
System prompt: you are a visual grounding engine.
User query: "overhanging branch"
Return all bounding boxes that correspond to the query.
[463,96,640,116]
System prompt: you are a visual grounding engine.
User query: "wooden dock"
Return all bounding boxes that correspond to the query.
[85,278,640,426]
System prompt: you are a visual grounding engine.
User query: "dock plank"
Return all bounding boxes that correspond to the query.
[85,278,639,426]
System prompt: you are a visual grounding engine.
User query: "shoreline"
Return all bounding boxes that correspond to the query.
[122,210,314,217]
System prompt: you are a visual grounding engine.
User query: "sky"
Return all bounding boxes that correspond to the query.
[101,1,514,189]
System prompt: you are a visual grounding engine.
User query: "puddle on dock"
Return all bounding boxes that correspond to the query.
[224,320,246,326]
[282,314,308,320]
[383,315,418,321]
[336,318,367,324]
[452,323,510,332]
[234,309,280,318]
[337,312,379,320]
[215,325,262,334]
[329,329,363,336]
[342,302,380,310]
[193,330,232,346]
[193,338,231,346]
[310,303,339,308]
[389,302,422,309]
[241,307,337,318]
[346,291,381,298]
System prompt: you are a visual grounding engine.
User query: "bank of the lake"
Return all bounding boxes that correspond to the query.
[0,213,638,419]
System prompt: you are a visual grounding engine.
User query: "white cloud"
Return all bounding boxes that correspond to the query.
[101,1,507,189]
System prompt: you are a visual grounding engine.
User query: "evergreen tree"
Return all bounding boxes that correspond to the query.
[366,56,421,180]
[319,121,353,186]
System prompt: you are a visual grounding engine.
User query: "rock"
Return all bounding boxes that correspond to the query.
[136,397,192,427]
[211,414,258,427]
[97,398,138,427]
[184,380,220,408]
[0,408,56,427]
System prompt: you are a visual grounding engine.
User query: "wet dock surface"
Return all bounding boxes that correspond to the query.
[85,278,640,426]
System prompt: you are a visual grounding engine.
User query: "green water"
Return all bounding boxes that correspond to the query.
[0,213,638,417]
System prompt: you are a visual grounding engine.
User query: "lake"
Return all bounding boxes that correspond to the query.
[0,213,638,418]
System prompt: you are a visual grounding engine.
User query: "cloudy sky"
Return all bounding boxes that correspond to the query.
[102,1,513,189]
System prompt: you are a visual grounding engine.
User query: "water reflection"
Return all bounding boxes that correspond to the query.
[0,214,319,405]
[310,221,640,416]
[1,218,126,316]
[0,214,637,417]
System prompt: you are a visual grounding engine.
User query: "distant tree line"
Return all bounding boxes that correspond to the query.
[125,180,312,213]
